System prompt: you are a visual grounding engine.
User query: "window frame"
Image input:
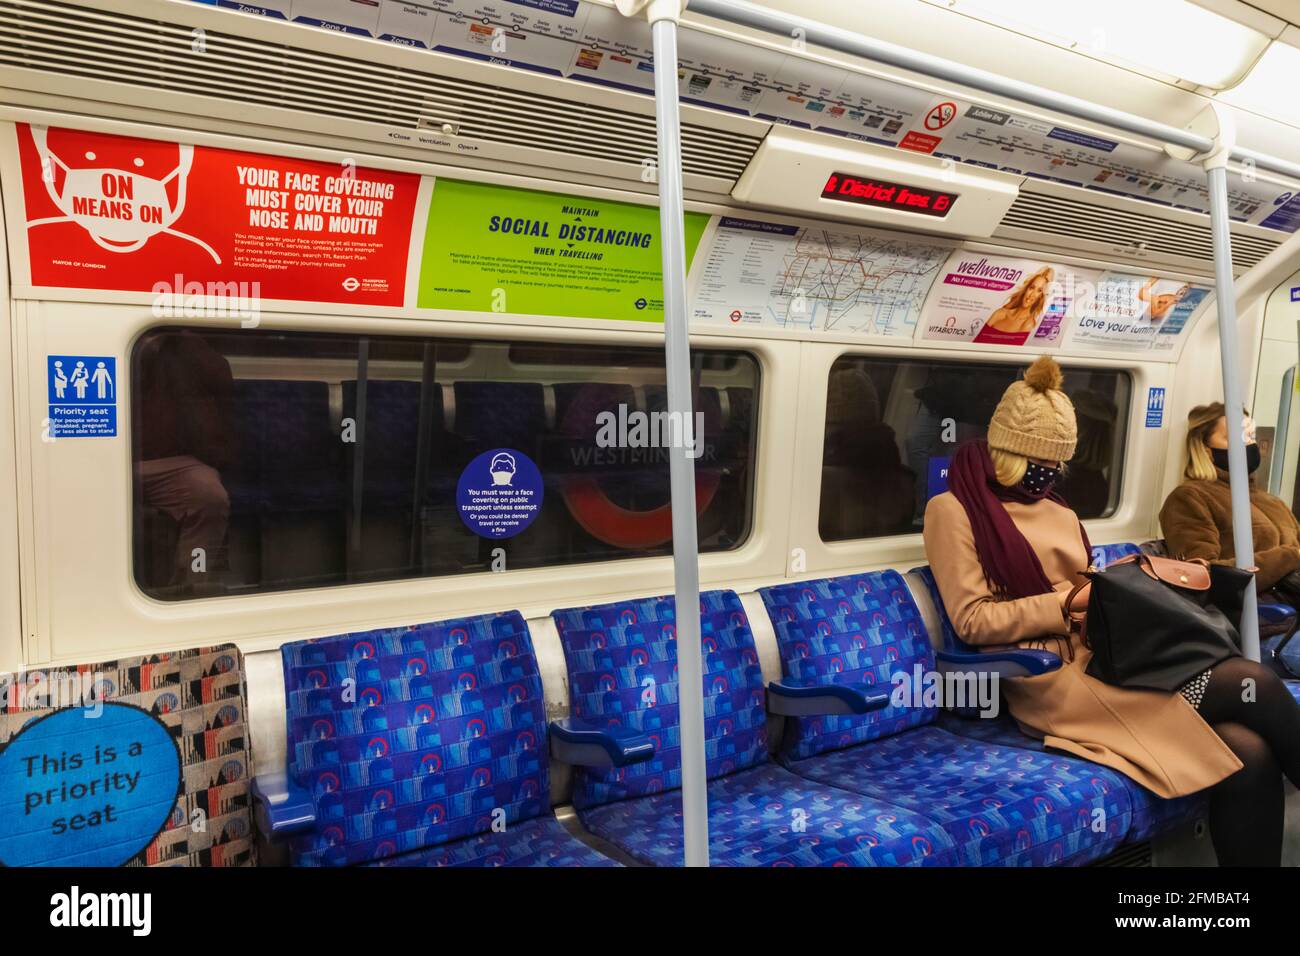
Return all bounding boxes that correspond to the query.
[816,351,1134,545]
[127,323,764,602]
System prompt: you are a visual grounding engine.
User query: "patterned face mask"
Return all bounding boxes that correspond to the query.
[1019,460,1062,498]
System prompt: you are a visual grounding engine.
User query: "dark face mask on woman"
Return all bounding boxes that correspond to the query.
[1018,460,1063,499]
[1211,444,1261,474]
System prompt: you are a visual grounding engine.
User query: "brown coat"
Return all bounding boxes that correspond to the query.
[924,491,1241,799]
[1159,470,1300,592]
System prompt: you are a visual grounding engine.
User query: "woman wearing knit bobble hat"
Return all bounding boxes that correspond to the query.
[925,355,1300,866]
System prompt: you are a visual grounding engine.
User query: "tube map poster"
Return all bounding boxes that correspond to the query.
[417,178,708,322]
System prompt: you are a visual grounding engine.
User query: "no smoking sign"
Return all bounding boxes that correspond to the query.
[924,101,958,131]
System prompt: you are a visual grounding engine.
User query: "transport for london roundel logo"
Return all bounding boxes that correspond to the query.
[0,702,182,867]
[456,448,544,539]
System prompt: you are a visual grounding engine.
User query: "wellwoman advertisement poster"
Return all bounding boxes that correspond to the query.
[917,251,1095,348]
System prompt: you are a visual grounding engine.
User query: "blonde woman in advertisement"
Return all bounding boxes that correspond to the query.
[986,266,1054,334]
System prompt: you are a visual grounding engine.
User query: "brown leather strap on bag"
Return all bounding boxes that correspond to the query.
[1107,552,1210,589]
[1064,578,1091,641]
[1065,553,1218,646]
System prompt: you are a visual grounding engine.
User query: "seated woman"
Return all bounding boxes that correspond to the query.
[924,356,1300,866]
[1160,402,1300,597]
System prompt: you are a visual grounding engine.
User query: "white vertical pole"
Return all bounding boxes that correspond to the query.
[1207,164,1261,662]
[628,0,710,866]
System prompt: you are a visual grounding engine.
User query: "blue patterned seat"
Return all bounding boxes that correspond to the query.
[552,590,965,866]
[760,571,1131,866]
[779,723,1132,865]
[909,561,1206,843]
[368,814,609,867]
[933,711,1203,844]
[579,760,957,866]
[280,611,616,867]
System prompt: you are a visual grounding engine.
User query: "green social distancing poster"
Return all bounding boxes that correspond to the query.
[416,178,709,322]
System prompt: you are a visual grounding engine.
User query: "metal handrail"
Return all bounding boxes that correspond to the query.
[689,0,1300,184]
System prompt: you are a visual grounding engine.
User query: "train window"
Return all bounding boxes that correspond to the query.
[131,328,758,600]
[819,356,1131,541]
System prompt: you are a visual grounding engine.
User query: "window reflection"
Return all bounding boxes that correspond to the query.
[820,356,1130,542]
[133,331,237,594]
[132,329,758,600]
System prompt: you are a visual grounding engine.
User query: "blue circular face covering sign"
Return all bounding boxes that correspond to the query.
[456,448,544,539]
[0,702,182,867]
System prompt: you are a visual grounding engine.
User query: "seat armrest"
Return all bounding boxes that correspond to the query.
[1258,602,1295,625]
[250,772,316,841]
[935,648,1062,679]
[549,718,655,768]
[766,680,892,717]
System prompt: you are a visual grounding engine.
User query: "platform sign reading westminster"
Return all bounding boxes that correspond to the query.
[417,178,708,323]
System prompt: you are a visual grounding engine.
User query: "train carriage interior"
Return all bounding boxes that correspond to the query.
[2,0,1300,920]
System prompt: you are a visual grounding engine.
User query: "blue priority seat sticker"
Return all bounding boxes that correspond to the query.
[1145,387,1165,428]
[48,355,117,437]
[0,702,183,867]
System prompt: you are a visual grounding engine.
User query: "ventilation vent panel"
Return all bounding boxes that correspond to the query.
[998,190,1282,272]
[0,0,763,183]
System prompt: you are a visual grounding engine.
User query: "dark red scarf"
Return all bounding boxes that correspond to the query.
[946,440,1091,599]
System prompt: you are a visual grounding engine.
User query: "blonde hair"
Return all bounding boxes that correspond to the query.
[1003,266,1055,313]
[1183,402,1231,482]
[990,447,1028,486]
[990,445,1070,487]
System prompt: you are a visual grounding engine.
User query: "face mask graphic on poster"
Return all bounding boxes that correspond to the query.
[30,125,221,263]
[490,452,517,487]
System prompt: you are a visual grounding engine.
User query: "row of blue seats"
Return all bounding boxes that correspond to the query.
[224,379,753,513]
[252,541,1280,867]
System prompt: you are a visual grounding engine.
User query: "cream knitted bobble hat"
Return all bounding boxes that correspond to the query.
[986,356,1077,462]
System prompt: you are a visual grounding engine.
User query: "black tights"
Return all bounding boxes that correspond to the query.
[1196,657,1300,866]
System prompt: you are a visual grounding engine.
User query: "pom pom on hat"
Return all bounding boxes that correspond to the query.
[1023,355,1063,393]
[986,356,1077,462]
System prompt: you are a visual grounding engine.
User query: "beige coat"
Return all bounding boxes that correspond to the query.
[924,491,1242,799]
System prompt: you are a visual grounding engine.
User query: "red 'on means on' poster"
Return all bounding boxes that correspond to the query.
[17,124,420,306]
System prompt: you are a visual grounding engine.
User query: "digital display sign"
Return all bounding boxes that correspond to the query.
[820,172,958,218]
